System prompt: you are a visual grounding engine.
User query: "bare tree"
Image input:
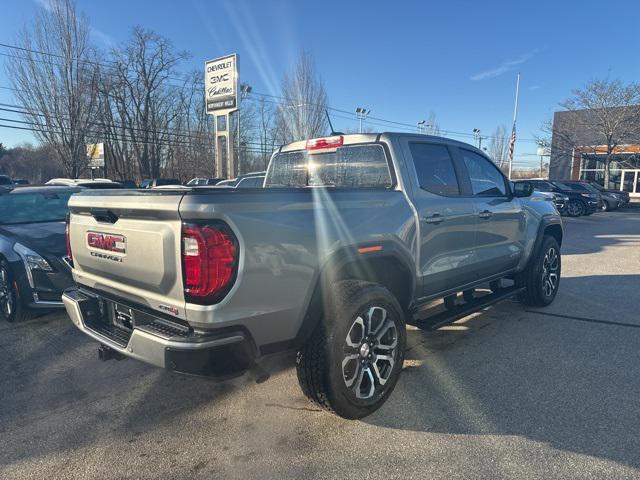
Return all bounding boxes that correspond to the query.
[163,71,215,180]
[551,78,640,186]
[256,97,276,170]
[0,143,64,182]
[488,125,508,169]
[6,0,99,177]
[98,27,190,180]
[274,51,329,143]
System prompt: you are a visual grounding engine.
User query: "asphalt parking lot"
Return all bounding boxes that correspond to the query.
[1,209,640,480]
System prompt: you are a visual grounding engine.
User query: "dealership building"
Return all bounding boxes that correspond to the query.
[549,107,640,198]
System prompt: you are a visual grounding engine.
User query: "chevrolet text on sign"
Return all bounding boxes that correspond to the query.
[205,54,237,114]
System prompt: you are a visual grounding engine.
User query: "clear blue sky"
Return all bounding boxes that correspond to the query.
[1,0,639,166]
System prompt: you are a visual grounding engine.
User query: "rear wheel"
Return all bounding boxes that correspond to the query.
[296,280,406,419]
[566,200,585,217]
[518,236,561,307]
[601,201,609,212]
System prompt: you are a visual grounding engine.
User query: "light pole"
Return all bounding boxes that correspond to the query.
[537,143,549,179]
[473,128,481,148]
[355,107,370,133]
[417,120,431,134]
[472,128,487,149]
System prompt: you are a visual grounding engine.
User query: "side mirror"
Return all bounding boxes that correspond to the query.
[513,181,534,198]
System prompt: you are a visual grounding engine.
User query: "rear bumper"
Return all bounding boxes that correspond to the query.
[62,287,255,378]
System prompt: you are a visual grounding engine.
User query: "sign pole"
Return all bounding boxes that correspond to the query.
[205,54,238,179]
[86,142,105,179]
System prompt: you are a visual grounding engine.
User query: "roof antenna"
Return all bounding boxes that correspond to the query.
[325,109,343,136]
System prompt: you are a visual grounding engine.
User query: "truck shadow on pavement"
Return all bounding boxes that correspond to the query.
[365,273,640,471]
[0,313,267,469]
[1,274,640,472]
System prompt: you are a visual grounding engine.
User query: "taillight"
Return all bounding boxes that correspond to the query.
[306,135,344,151]
[181,223,238,303]
[65,220,72,261]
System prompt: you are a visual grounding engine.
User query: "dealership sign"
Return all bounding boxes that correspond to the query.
[86,143,105,168]
[205,54,238,114]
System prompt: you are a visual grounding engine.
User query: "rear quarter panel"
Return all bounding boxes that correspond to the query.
[179,188,416,349]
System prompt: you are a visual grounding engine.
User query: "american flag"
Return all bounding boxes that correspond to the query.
[507,123,516,165]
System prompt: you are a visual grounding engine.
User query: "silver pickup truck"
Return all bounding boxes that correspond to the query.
[63,133,563,419]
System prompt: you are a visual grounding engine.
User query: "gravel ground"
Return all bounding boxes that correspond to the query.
[1,210,640,479]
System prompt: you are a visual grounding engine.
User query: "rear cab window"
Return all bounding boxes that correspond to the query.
[265,144,393,188]
[409,143,460,195]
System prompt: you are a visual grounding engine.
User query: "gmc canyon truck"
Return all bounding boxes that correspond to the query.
[62,133,563,419]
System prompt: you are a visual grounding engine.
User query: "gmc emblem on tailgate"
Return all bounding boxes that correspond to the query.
[87,232,126,254]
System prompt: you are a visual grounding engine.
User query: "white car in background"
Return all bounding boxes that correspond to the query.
[45,178,123,189]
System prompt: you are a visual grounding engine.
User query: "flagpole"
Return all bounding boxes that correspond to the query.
[508,72,520,180]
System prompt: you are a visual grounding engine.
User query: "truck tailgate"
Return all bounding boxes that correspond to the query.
[67,191,187,319]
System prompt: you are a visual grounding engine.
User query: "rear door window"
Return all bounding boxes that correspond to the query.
[265,144,392,188]
[461,150,507,196]
[409,143,460,195]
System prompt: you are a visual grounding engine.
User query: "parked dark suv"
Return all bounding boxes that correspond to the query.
[552,181,605,215]
[527,180,599,216]
[516,180,569,213]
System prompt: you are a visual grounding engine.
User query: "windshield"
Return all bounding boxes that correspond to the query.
[0,191,74,224]
[553,181,599,194]
[265,144,392,188]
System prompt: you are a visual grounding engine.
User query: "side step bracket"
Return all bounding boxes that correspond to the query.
[412,286,525,331]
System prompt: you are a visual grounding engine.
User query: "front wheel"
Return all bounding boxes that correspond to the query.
[566,200,585,217]
[0,261,30,323]
[517,236,561,307]
[296,280,406,419]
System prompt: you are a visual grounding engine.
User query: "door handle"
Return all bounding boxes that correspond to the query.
[423,213,444,224]
[478,210,492,219]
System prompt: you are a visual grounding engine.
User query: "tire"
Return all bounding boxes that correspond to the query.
[601,201,609,212]
[517,236,561,307]
[566,200,585,217]
[296,280,406,419]
[0,261,30,323]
